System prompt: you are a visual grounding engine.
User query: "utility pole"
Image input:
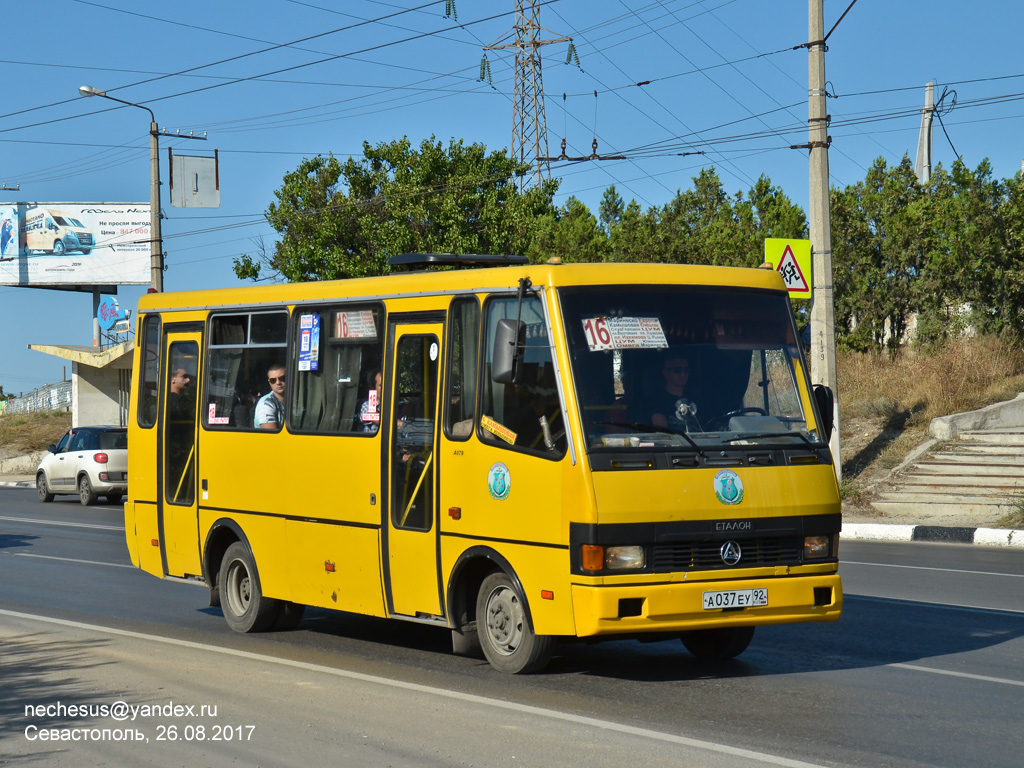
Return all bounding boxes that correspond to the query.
[915,81,935,184]
[79,85,206,293]
[807,0,841,480]
[484,1,572,190]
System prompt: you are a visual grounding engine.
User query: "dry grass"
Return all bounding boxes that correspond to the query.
[0,410,72,459]
[839,335,1024,425]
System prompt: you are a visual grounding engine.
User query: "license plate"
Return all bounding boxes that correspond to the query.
[702,588,768,610]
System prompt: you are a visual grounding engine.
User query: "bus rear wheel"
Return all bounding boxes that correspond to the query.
[220,542,280,633]
[681,626,754,660]
[476,572,553,674]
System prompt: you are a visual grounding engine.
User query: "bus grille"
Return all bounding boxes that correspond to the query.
[651,536,803,571]
[79,234,94,246]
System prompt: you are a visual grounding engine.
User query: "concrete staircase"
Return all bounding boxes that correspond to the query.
[871,428,1024,524]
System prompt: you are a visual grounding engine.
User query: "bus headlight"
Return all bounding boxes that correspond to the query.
[605,545,645,570]
[803,535,830,559]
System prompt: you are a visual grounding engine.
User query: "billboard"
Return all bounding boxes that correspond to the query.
[0,202,152,287]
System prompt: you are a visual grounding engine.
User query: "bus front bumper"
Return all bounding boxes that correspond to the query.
[570,572,842,637]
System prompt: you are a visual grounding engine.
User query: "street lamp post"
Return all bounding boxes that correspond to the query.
[79,85,163,292]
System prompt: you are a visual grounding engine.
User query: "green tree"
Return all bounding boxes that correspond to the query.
[996,170,1024,337]
[598,185,624,233]
[527,196,606,263]
[656,170,805,268]
[235,137,559,282]
[607,200,660,262]
[831,156,927,352]
[922,159,1011,339]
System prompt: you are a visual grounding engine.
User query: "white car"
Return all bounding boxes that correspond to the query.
[36,425,128,505]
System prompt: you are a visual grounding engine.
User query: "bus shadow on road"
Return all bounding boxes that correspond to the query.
[556,593,1024,681]
[208,595,1024,681]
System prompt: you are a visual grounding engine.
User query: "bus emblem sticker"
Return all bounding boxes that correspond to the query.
[713,469,744,505]
[487,462,511,501]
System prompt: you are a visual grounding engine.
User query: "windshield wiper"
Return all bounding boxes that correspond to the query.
[724,431,816,447]
[592,421,707,458]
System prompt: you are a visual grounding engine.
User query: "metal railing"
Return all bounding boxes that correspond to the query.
[1,381,72,416]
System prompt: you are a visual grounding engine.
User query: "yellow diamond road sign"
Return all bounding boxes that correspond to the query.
[765,238,812,300]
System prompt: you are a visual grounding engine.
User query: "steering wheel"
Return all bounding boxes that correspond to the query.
[709,407,767,431]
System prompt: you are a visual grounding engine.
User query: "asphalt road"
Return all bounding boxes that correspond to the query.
[2,487,1023,767]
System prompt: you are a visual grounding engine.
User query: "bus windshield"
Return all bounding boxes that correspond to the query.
[558,285,821,452]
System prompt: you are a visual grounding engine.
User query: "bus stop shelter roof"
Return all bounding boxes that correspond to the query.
[27,341,134,370]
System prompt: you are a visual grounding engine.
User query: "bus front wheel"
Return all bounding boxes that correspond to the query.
[681,626,754,660]
[220,542,280,633]
[52,240,65,255]
[476,572,553,674]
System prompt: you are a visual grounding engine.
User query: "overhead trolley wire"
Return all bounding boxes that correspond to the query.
[0,0,452,125]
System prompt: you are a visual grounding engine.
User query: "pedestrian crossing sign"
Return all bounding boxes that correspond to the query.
[764,238,812,299]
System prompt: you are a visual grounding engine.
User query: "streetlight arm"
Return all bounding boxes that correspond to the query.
[78,85,155,123]
[78,84,163,292]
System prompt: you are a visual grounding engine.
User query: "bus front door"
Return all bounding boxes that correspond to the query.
[385,323,443,618]
[159,331,202,578]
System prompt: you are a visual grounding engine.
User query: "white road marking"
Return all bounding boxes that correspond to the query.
[890,663,1024,688]
[6,552,134,569]
[0,514,122,531]
[843,560,1024,579]
[0,608,830,768]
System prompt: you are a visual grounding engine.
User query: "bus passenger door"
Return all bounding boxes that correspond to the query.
[159,331,202,578]
[385,322,443,618]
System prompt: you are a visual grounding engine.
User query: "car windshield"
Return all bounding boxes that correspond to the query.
[558,285,822,452]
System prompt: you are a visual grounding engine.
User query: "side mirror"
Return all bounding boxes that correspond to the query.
[492,319,525,384]
[812,384,834,443]
[47,444,58,454]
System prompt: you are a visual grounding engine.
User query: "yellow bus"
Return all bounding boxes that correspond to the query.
[125,255,842,673]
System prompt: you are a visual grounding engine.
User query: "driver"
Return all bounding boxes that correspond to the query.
[651,352,700,431]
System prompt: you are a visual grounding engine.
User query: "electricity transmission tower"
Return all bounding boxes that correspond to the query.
[484,1,575,189]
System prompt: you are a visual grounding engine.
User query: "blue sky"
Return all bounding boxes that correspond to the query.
[2,0,1023,394]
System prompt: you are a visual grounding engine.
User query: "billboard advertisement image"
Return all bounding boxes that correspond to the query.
[0,202,152,287]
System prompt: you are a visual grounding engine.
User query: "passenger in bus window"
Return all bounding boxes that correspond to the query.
[254,363,286,430]
[168,368,194,422]
[359,369,382,433]
[650,352,700,432]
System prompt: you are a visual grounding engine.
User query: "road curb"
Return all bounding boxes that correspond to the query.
[0,480,32,489]
[844,522,1024,548]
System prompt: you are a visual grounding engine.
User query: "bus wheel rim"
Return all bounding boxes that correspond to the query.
[485,585,524,656]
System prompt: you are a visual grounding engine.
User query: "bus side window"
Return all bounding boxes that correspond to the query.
[446,297,479,439]
[206,311,288,431]
[138,314,161,428]
[289,304,384,435]
[480,296,566,456]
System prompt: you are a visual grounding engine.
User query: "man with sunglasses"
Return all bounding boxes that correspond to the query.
[254,363,286,430]
[651,352,700,432]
